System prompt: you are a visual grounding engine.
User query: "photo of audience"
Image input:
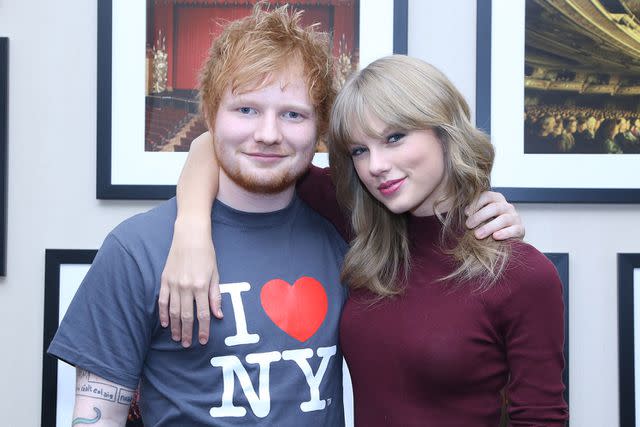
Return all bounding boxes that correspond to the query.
[524,105,640,154]
[523,0,640,155]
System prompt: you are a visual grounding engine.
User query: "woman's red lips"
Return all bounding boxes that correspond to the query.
[378,178,405,196]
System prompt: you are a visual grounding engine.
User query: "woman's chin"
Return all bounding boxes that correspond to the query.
[378,200,410,215]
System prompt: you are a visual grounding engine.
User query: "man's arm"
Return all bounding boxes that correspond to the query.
[72,368,134,426]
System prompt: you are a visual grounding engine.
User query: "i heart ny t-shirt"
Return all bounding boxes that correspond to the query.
[48,196,349,426]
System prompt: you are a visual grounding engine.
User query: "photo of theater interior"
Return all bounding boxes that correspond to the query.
[144,0,358,153]
[524,0,640,154]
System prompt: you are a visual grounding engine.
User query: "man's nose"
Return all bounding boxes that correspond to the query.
[254,113,283,145]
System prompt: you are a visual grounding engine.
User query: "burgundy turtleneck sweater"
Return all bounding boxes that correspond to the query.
[298,166,568,426]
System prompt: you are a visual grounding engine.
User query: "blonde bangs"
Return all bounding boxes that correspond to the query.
[330,62,444,158]
[329,83,370,155]
[330,84,398,156]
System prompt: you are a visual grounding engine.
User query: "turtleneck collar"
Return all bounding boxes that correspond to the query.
[407,213,444,242]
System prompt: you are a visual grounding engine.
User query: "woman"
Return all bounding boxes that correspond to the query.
[595,118,622,154]
[325,56,566,425]
[162,56,566,425]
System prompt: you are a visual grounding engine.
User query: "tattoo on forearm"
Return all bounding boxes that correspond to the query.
[72,407,101,425]
[117,388,135,406]
[76,369,135,405]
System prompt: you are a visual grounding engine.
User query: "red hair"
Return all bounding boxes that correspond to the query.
[199,2,336,138]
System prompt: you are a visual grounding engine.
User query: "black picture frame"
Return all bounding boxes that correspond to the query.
[96,0,174,200]
[475,0,640,203]
[393,0,408,55]
[544,252,570,407]
[41,249,98,426]
[97,0,409,200]
[618,253,640,427]
[0,37,8,275]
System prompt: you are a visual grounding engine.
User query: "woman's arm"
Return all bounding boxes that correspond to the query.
[296,166,352,240]
[465,191,525,240]
[297,169,526,242]
[160,132,526,348]
[159,131,220,348]
[501,246,569,424]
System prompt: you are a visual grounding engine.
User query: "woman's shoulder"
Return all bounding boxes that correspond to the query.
[491,240,564,304]
[480,240,565,329]
[505,240,558,275]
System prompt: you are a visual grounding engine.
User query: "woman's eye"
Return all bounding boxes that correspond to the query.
[387,133,405,144]
[350,146,367,157]
[238,107,255,115]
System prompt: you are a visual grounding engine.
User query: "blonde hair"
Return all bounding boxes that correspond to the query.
[329,55,510,297]
[199,2,335,138]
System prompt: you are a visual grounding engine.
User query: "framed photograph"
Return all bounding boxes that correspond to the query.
[0,37,8,275]
[97,0,408,200]
[41,249,144,426]
[476,0,640,203]
[544,252,570,406]
[618,253,640,427]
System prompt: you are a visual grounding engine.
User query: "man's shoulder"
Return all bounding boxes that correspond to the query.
[109,198,177,250]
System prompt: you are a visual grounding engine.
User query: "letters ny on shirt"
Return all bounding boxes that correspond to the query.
[210,278,337,419]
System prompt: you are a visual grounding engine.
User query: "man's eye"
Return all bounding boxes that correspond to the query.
[350,146,367,157]
[238,107,255,115]
[387,133,405,144]
[284,111,302,120]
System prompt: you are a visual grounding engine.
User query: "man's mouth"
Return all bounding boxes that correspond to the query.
[244,152,288,162]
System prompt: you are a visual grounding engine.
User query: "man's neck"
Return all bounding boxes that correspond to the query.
[217,172,295,213]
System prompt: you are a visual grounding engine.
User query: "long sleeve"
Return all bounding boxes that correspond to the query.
[297,165,351,241]
[497,245,569,425]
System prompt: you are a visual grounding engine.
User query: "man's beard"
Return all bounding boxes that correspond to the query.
[215,145,313,194]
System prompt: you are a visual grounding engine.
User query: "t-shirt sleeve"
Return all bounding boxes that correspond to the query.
[297,165,352,241]
[496,246,569,425]
[47,234,153,390]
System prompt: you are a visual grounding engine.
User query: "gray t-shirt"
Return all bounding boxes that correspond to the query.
[48,196,348,426]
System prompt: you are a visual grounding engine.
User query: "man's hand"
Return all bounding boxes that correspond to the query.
[159,217,221,347]
[465,191,525,240]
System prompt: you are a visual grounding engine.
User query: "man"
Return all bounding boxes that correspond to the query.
[573,115,597,153]
[615,116,638,153]
[49,4,348,425]
[525,114,557,153]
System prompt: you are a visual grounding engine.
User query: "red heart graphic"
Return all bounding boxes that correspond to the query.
[260,277,328,342]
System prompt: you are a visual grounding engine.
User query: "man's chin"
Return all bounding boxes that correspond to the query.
[230,173,297,195]
[219,152,314,195]
[243,180,295,195]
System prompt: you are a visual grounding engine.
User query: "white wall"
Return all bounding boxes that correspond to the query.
[0,2,158,426]
[0,0,637,425]
[410,1,638,426]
